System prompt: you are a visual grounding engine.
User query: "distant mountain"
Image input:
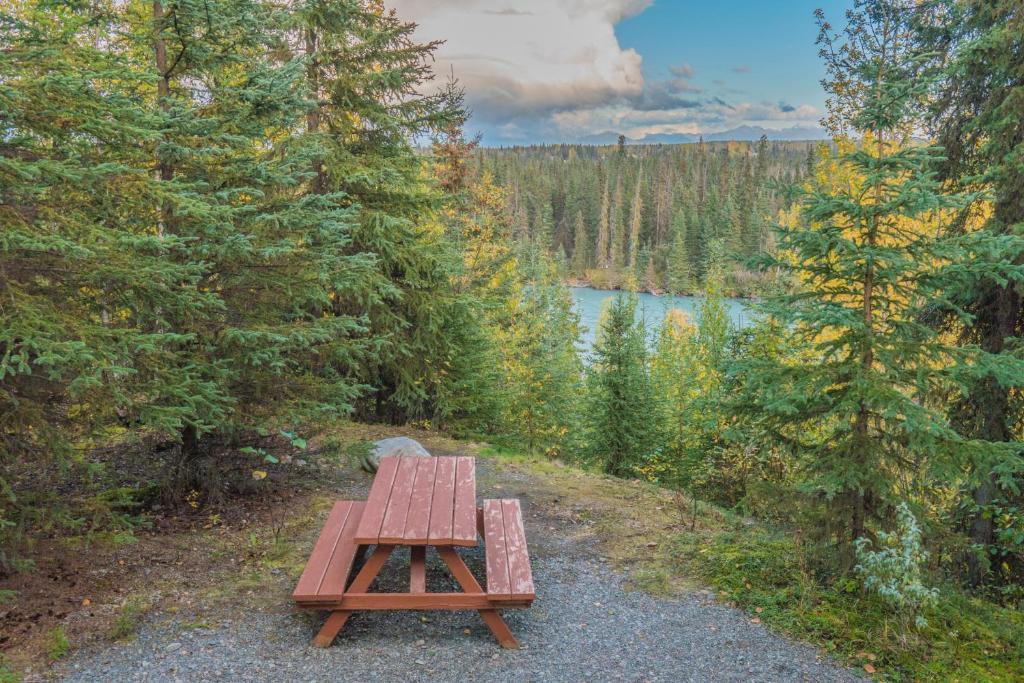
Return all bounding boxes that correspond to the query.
[576,124,828,146]
[699,125,829,141]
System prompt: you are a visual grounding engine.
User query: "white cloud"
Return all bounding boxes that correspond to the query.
[387,0,650,120]
[387,1,822,142]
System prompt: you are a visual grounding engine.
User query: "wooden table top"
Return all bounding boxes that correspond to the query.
[353,456,478,546]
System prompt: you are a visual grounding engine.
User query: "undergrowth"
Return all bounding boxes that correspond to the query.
[479,444,1024,681]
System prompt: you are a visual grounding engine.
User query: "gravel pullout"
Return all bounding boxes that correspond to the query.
[52,454,860,682]
[56,554,858,682]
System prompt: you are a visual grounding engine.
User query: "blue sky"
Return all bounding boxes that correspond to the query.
[617,1,852,117]
[390,0,855,144]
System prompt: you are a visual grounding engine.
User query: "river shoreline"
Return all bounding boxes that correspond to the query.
[563,278,763,302]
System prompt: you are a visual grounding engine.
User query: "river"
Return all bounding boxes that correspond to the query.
[569,286,753,352]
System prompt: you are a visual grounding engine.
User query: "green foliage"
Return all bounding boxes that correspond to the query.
[919,0,1024,587]
[496,257,584,455]
[739,3,1024,549]
[673,520,1024,681]
[585,294,657,476]
[46,627,69,660]
[477,140,812,296]
[855,503,939,630]
[108,598,148,641]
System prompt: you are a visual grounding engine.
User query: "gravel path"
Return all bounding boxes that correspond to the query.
[54,457,860,682]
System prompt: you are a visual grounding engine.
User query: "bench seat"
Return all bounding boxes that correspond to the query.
[481,499,535,604]
[292,500,366,604]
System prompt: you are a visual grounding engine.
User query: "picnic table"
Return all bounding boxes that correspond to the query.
[292,455,535,648]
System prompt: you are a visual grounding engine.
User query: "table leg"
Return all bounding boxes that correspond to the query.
[436,546,519,649]
[410,546,426,593]
[313,544,394,648]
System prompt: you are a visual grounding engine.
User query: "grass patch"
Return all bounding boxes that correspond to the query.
[670,524,1024,681]
[45,627,69,661]
[109,597,149,641]
[479,443,1024,681]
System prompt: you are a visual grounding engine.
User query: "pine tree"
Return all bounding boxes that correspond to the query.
[497,258,583,455]
[610,174,625,271]
[596,175,611,269]
[666,208,692,294]
[628,170,644,272]
[570,210,589,277]
[0,0,218,466]
[585,294,656,476]
[296,0,463,424]
[740,1,1023,546]
[923,0,1024,584]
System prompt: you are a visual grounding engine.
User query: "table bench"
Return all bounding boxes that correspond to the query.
[292,455,534,648]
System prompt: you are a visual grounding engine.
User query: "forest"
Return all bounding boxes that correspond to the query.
[1,0,1023,679]
[475,139,815,295]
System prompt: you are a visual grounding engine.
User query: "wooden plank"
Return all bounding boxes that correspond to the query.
[501,499,535,600]
[437,546,484,594]
[292,501,353,602]
[482,499,511,598]
[312,503,366,601]
[410,546,426,593]
[334,593,505,610]
[309,544,394,648]
[353,456,400,544]
[452,457,477,545]
[479,610,520,648]
[403,457,438,543]
[427,457,456,543]
[378,457,419,543]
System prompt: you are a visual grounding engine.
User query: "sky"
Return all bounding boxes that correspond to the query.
[387,1,855,146]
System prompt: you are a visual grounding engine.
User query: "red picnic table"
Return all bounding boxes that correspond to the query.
[292,455,535,648]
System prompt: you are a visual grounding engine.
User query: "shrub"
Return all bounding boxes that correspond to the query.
[855,503,939,630]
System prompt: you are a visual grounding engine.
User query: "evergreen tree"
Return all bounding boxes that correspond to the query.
[296,0,463,424]
[497,259,583,455]
[923,0,1024,585]
[628,170,644,272]
[585,294,656,476]
[740,1,1021,546]
[570,210,589,277]
[596,175,611,269]
[0,0,218,465]
[610,174,625,271]
[666,208,692,294]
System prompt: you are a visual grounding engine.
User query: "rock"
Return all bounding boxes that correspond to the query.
[166,642,182,652]
[360,437,432,473]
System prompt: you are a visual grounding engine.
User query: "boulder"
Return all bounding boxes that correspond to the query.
[360,436,432,473]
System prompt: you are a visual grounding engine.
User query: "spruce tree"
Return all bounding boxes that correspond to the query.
[570,210,589,277]
[295,0,463,424]
[0,0,217,466]
[666,208,692,294]
[596,175,611,269]
[923,0,1024,584]
[627,170,644,272]
[741,0,1023,546]
[585,294,656,477]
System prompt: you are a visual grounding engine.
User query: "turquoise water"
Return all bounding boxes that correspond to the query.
[569,286,753,352]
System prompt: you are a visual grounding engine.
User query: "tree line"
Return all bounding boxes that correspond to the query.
[475,139,815,295]
[577,0,1024,601]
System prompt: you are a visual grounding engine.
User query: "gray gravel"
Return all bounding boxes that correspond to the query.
[51,454,859,682]
[56,549,858,682]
